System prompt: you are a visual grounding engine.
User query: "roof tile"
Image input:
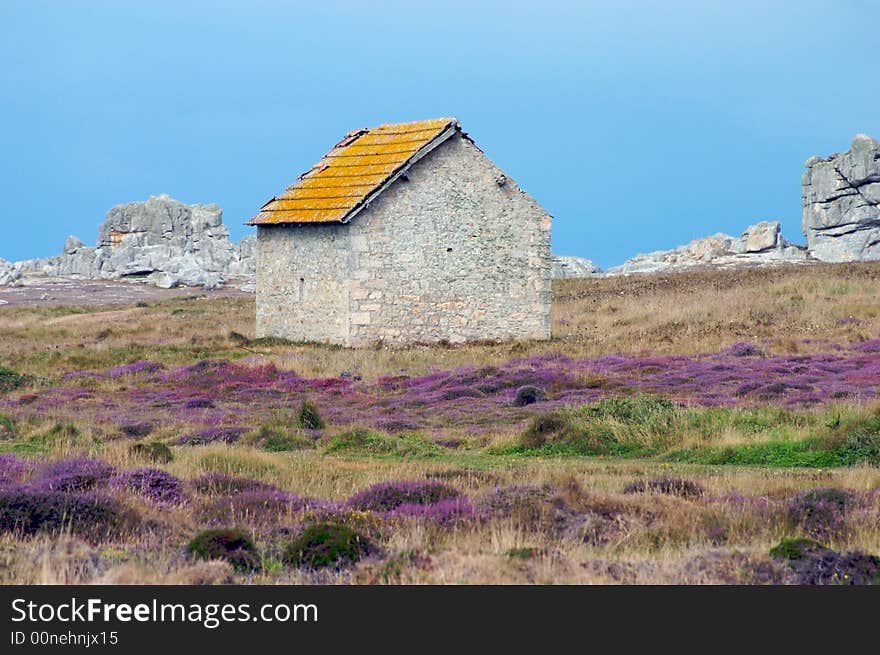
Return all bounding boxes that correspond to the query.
[248,118,458,225]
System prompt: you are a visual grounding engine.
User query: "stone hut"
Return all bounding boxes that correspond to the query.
[247,118,551,346]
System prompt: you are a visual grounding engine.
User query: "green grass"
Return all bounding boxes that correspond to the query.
[0,422,83,456]
[325,428,443,459]
[494,400,880,467]
[770,537,826,560]
[664,439,841,467]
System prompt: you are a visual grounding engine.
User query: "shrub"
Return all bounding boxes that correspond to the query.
[0,488,135,540]
[725,341,765,357]
[388,497,477,526]
[0,365,25,393]
[297,399,325,430]
[176,426,248,446]
[786,488,852,540]
[188,528,260,572]
[512,386,548,407]
[252,421,313,452]
[282,522,370,569]
[475,484,571,533]
[33,457,116,492]
[623,477,704,499]
[196,490,304,526]
[826,421,880,465]
[583,395,677,424]
[439,386,485,401]
[191,474,281,496]
[519,412,570,449]
[263,431,313,452]
[129,441,173,464]
[0,454,31,487]
[347,480,460,512]
[110,468,186,505]
[326,428,393,454]
[184,397,215,409]
[118,422,155,438]
[325,428,441,458]
[372,416,422,433]
[770,537,880,585]
[770,537,826,561]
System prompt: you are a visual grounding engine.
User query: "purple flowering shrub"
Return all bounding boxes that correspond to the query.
[770,537,880,585]
[107,361,165,379]
[32,457,116,492]
[196,489,307,526]
[388,497,478,526]
[724,342,765,357]
[183,397,215,409]
[474,484,574,532]
[7,340,880,455]
[347,481,461,512]
[0,487,136,541]
[110,468,186,505]
[0,454,32,488]
[786,488,852,540]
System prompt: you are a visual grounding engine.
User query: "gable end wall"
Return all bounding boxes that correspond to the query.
[346,134,551,345]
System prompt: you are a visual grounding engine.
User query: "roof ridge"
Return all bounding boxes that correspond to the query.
[248,117,461,225]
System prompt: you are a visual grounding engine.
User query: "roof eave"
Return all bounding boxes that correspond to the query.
[246,118,460,227]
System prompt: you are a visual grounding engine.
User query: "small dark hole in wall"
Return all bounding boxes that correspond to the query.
[446,247,453,253]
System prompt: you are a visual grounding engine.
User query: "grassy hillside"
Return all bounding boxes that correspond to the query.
[2,262,880,381]
[0,262,878,585]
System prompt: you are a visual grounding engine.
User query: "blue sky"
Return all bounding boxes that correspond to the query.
[1,1,878,267]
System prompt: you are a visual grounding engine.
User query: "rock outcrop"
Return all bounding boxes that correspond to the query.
[606,221,809,276]
[802,134,880,262]
[10,195,256,290]
[0,259,14,286]
[551,256,602,279]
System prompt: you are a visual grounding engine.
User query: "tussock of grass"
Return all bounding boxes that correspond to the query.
[325,428,442,458]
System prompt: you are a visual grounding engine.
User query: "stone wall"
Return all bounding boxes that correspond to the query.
[255,223,351,343]
[254,133,552,346]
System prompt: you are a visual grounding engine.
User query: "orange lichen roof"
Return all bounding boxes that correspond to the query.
[248,118,458,225]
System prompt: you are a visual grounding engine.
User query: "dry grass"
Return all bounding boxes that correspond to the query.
[1,262,879,584]
[2,262,879,384]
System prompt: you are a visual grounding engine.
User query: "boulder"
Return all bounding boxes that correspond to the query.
[743,221,781,252]
[606,221,808,276]
[802,134,880,262]
[551,256,602,279]
[6,195,258,290]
